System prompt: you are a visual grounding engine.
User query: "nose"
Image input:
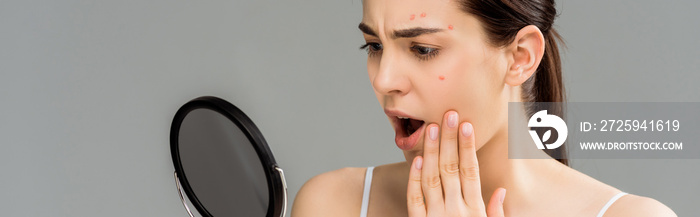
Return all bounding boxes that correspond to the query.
[372,51,411,96]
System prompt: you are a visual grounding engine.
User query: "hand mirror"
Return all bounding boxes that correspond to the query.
[170,96,287,217]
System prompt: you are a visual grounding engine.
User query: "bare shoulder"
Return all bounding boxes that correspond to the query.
[291,167,367,217]
[604,194,677,217]
[550,162,676,217]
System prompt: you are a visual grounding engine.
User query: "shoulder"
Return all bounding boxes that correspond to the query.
[291,167,368,217]
[551,163,676,217]
[603,194,676,217]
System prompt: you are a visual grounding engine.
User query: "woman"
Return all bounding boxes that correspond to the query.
[292,0,676,216]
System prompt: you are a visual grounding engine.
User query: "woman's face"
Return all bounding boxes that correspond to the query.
[360,0,513,160]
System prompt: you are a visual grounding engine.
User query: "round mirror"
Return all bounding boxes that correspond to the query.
[170,96,287,217]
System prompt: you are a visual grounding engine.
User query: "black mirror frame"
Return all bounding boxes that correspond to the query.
[170,96,286,217]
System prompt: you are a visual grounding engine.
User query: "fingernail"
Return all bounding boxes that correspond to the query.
[415,157,423,170]
[461,122,473,137]
[429,126,438,141]
[447,112,458,128]
[500,189,506,204]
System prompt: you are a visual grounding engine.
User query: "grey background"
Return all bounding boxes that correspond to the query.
[1,0,697,216]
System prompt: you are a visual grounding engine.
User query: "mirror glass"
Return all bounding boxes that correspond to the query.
[178,108,269,216]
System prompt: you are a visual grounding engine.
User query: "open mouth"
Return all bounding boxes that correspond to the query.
[385,109,426,150]
[393,115,426,150]
[398,116,425,137]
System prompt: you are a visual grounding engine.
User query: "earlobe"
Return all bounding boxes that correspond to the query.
[505,25,545,87]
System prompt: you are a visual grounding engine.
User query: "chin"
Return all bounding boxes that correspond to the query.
[401,142,425,162]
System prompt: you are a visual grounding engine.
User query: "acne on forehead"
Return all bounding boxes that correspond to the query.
[407,12,454,30]
[361,5,466,39]
[362,0,458,24]
[409,12,427,20]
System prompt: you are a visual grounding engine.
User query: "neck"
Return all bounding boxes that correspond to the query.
[475,107,565,210]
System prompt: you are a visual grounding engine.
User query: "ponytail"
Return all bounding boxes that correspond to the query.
[522,29,567,165]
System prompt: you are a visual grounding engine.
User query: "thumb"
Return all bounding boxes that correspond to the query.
[486,188,506,217]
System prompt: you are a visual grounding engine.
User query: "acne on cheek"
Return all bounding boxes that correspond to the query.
[410,14,415,20]
[439,75,445,80]
[448,25,454,30]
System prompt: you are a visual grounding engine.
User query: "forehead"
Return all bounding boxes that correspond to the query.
[361,0,462,29]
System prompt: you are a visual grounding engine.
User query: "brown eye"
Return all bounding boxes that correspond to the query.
[412,46,435,55]
[369,43,383,52]
[360,42,383,57]
[410,45,439,61]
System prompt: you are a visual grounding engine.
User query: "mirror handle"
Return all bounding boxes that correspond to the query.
[174,171,195,217]
[275,167,288,217]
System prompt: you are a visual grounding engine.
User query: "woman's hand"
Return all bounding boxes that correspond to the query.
[407,111,506,217]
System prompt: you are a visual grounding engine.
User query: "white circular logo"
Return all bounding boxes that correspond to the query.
[528,110,568,150]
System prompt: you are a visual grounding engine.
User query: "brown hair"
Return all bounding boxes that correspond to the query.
[458,0,568,165]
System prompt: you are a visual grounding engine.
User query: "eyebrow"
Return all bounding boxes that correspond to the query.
[393,27,442,38]
[358,23,377,37]
[358,22,444,39]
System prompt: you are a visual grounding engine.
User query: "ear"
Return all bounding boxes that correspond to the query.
[504,25,545,87]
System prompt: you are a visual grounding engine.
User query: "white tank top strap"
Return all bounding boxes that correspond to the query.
[596,192,628,217]
[360,166,375,217]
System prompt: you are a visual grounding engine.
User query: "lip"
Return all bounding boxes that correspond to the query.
[384,109,426,151]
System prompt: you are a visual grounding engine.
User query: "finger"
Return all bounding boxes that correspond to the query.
[421,123,445,211]
[486,188,506,217]
[407,156,427,217]
[439,111,464,204]
[458,122,484,207]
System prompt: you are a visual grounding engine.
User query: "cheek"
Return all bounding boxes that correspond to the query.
[429,55,485,110]
[426,50,505,148]
[455,54,508,150]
